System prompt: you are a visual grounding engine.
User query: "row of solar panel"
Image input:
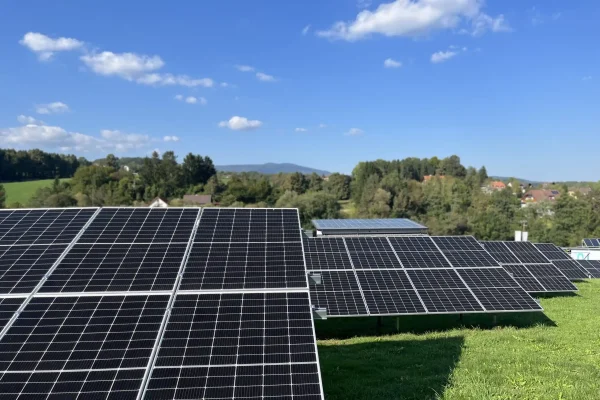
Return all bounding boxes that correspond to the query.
[0,207,323,400]
[582,238,600,247]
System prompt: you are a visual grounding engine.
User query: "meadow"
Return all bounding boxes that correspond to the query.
[316,280,600,400]
[2,179,70,205]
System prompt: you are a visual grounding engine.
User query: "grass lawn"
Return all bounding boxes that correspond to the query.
[316,280,600,399]
[2,179,71,205]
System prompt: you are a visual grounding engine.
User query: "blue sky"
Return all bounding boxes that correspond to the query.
[0,0,597,181]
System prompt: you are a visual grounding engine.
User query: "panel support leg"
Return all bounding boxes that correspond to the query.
[396,316,400,332]
[492,314,497,325]
[376,316,382,334]
[459,313,463,321]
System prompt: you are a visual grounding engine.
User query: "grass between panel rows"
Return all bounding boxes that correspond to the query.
[316,280,600,400]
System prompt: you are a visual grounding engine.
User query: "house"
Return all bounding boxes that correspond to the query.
[489,181,506,190]
[569,187,592,198]
[522,189,560,205]
[183,194,212,205]
[122,165,130,172]
[423,175,445,182]
[148,197,168,208]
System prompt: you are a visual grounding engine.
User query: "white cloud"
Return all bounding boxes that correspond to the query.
[295,128,308,132]
[174,95,207,105]
[583,76,592,81]
[431,50,457,63]
[220,82,234,88]
[80,51,213,87]
[218,116,263,131]
[174,94,184,101]
[256,72,276,82]
[357,0,372,9]
[384,58,402,68]
[36,102,70,115]
[317,0,509,40]
[20,32,84,61]
[302,25,311,35]
[17,115,42,125]
[0,122,153,153]
[345,128,364,136]
[318,123,327,128]
[236,65,255,72]
[163,135,180,142]
[471,13,510,36]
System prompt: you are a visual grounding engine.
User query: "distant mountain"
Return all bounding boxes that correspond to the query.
[491,176,542,186]
[216,163,331,175]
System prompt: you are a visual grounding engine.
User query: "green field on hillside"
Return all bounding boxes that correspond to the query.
[316,280,600,399]
[2,179,71,205]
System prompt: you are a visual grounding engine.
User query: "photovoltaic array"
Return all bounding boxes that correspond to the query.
[480,241,578,292]
[582,238,600,247]
[305,235,542,317]
[533,243,592,279]
[0,207,325,400]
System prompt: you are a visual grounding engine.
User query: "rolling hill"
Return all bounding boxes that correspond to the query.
[216,163,331,175]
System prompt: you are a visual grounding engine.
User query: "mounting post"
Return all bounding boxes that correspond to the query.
[492,314,497,325]
[459,313,463,321]
[396,316,400,332]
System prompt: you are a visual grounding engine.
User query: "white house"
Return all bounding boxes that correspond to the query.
[149,197,168,208]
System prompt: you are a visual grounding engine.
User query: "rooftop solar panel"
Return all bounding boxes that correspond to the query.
[0,208,97,246]
[312,218,427,233]
[0,244,67,294]
[39,243,188,293]
[503,242,550,264]
[481,241,520,264]
[576,260,600,278]
[308,271,367,316]
[145,292,323,399]
[78,208,198,244]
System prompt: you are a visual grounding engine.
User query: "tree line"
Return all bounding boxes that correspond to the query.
[1,150,599,247]
[0,148,88,182]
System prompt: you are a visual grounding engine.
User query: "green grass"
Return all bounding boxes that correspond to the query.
[316,280,600,399]
[2,179,70,205]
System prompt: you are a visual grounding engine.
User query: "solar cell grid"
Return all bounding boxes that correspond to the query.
[155,292,317,368]
[308,271,367,316]
[194,208,301,243]
[0,298,23,332]
[355,270,413,291]
[78,208,198,244]
[551,260,590,279]
[388,236,439,252]
[393,251,451,269]
[0,368,145,400]
[0,208,96,246]
[417,289,483,313]
[344,237,401,269]
[304,251,353,271]
[312,218,426,230]
[39,243,188,293]
[501,264,546,292]
[431,236,482,251]
[525,264,578,291]
[0,295,169,372]
[533,243,571,260]
[180,241,307,290]
[576,260,600,278]
[146,363,322,400]
[406,269,466,290]
[442,250,500,268]
[471,288,543,311]
[303,238,347,253]
[355,270,426,314]
[481,241,520,264]
[582,238,600,247]
[0,245,67,294]
[457,268,520,289]
[503,242,550,264]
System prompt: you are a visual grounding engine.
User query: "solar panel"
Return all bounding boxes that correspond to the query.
[344,237,401,269]
[309,271,367,316]
[576,260,600,278]
[194,208,301,243]
[0,208,97,246]
[431,237,500,268]
[551,260,590,280]
[312,218,427,233]
[470,288,543,311]
[388,237,452,269]
[355,270,426,314]
[78,208,198,244]
[503,241,550,264]
[582,238,600,247]
[431,236,483,251]
[525,264,578,291]
[145,292,322,399]
[502,264,546,292]
[39,243,188,293]
[303,237,347,253]
[481,241,520,264]
[0,244,67,294]
[457,268,521,289]
[533,243,571,260]
[0,298,23,331]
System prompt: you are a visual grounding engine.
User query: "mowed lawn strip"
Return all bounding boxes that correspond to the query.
[316,280,600,400]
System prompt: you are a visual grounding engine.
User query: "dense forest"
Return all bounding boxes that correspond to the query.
[1,148,599,247]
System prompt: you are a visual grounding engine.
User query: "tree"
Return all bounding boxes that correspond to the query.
[325,173,351,200]
[284,172,308,194]
[477,166,488,183]
[439,155,467,177]
[182,153,216,186]
[276,191,340,227]
[308,173,323,192]
[369,189,392,218]
[105,154,119,169]
[0,183,5,208]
